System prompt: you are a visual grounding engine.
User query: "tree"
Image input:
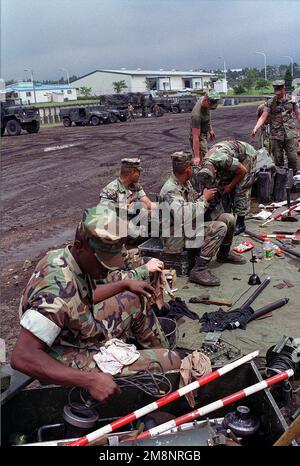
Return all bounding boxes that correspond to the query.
[113,80,128,94]
[79,86,92,98]
[241,69,257,90]
[233,84,246,94]
[255,79,270,90]
[284,68,293,92]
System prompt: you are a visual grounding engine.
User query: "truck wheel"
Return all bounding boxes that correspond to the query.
[26,121,40,133]
[109,114,118,123]
[63,118,72,127]
[90,116,100,126]
[171,105,180,114]
[6,119,22,136]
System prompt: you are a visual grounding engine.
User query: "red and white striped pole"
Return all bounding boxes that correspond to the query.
[123,369,294,442]
[67,350,259,446]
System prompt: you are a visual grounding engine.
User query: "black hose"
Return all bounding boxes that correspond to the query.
[249,298,289,321]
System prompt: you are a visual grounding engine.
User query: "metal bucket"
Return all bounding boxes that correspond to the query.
[158,317,178,350]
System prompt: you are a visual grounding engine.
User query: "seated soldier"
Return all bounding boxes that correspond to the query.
[11,206,181,404]
[159,151,246,287]
[99,158,156,215]
[193,140,257,235]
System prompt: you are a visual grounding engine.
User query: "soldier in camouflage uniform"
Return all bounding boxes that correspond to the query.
[190,90,220,165]
[159,152,246,287]
[11,206,180,404]
[252,80,300,174]
[194,140,257,236]
[99,158,156,214]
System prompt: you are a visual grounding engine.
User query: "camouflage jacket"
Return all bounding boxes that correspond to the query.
[99,178,146,208]
[190,96,211,133]
[159,175,207,253]
[264,95,299,140]
[19,246,149,350]
[203,140,257,180]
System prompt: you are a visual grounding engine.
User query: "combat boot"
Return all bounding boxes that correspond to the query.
[234,216,246,235]
[217,244,247,264]
[189,256,220,286]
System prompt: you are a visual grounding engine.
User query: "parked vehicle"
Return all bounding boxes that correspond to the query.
[1,97,40,136]
[59,106,110,127]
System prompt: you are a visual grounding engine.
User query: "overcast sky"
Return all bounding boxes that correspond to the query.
[1,0,299,81]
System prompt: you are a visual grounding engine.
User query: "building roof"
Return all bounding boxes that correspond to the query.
[5,83,74,92]
[73,69,216,82]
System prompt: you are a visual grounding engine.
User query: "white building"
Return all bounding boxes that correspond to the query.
[214,78,228,94]
[5,82,77,104]
[72,69,217,96]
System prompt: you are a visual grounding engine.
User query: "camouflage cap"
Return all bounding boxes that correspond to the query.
[78,206,127,270]
[121,158,142,170]
[207,90,220,101]
[171,150,193,169]
[272,80,285,87]
[195,162,216,185]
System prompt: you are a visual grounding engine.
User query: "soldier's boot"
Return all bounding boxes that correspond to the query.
[234,216,246,236]
[217,244,247,264]
[189,256,220,286]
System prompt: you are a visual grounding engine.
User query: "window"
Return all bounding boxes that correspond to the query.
[26,92,31,97]
[67,90,72,94]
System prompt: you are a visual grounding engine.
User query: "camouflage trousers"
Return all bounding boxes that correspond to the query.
[50,292,181,376]
[226,154,257,217]
[201,213,235,258]
[272,138,298,173]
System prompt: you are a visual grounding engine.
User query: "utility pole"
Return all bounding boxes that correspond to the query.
[255,51,267,80]
[24,68,36,103]
[282,55,294,77]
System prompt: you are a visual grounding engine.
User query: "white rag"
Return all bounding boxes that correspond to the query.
[93,338,140,375]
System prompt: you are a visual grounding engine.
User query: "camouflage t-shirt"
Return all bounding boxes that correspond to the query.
[99,178,146,207]
[263,94,299,140]
[190,96,211,133]
[204,140,257,176]
[159,175,207,253]
[19,246,149,349]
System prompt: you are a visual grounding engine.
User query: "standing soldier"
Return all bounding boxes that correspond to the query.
[194,140,257,235]
[127,103,135,122]
[252,80,300,174]
[190,90,220,165]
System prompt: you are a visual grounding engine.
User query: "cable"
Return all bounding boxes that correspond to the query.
[68,362,172,412]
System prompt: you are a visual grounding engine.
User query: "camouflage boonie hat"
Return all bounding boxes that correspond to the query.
[272,80,285,87]
[121,158,142,171]
[78,206,127,270]
[171,151,193,169]
[207,90,220,101]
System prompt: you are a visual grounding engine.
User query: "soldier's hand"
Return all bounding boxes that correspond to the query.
[146,258,164,273]
[193,157,201,166]
[85,372,121,403]
[223,184,233,194]
[209,129,216,142]
[203,188,217,201]
[251,129,257,138]
[126,280,155,298]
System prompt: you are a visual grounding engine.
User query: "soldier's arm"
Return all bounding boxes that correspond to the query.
[192,127,201,164]
[252,111,269,136]
[223,162,247,193]
[139,195,156,210]
[94,279,155,301]
[11,328,120,403]
[295,105,300,123]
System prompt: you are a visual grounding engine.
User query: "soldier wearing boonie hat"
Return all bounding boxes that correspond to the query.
[252,79,300,174]
[190,90,220,166]
[99,158,156,214]
[13,205,181,405]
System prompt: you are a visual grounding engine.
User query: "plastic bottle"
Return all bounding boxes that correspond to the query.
[263,240,274,260]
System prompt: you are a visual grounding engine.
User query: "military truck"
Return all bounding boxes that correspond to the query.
[59,106,126,127]
[1,97,40,136]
